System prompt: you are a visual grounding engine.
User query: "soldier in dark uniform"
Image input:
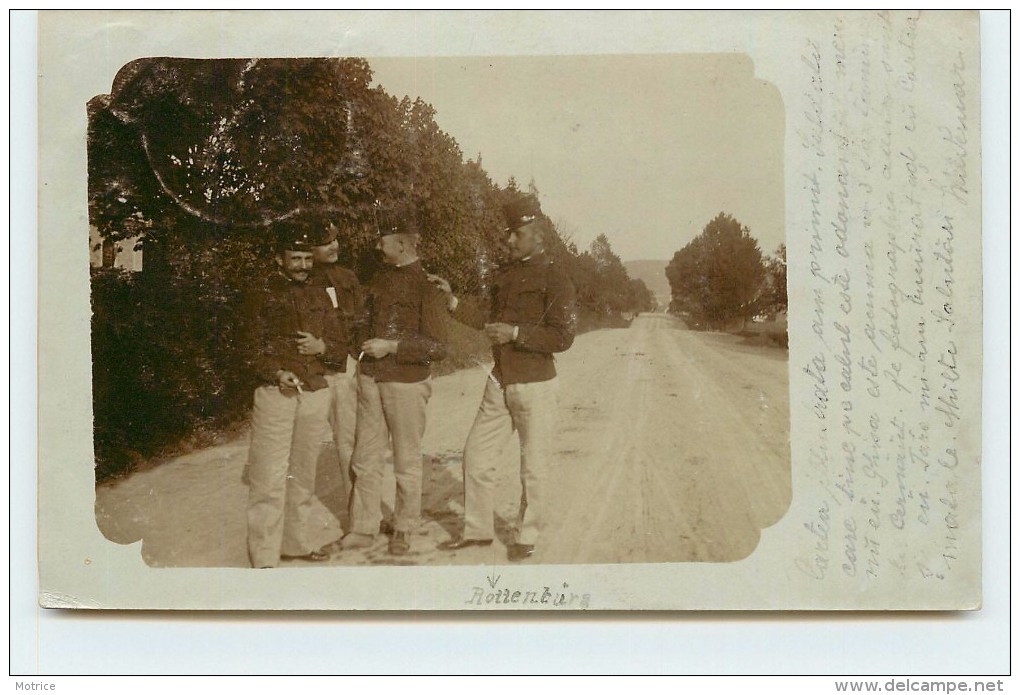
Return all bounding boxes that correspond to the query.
[342,207,449,556]
[305,218,363,520]
[240,219,350,568]
[429,197,577,561]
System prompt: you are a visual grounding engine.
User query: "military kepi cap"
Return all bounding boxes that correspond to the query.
[375,204,418,237]
[307,221,338,246]
[275,211,338,251]
[274,217,317,252]
[503,195,543,232]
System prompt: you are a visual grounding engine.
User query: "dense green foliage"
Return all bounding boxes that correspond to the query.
[89,58,652,480]
[666,213,786,329]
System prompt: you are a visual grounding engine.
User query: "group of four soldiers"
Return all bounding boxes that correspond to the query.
[242,199,577,568]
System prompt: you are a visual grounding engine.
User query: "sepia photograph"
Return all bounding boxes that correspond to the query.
[89,54,790,571]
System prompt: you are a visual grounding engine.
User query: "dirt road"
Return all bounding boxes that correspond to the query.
[95,314,791,567]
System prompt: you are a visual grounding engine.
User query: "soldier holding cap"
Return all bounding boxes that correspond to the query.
[240,218,349,568]
[304,215,363,520]
[429,196,576,561]
[342,205,449,556]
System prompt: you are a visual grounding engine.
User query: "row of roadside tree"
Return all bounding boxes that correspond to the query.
[666,212,787,333]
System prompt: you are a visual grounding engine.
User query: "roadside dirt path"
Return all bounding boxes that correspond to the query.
[95,314,791,567]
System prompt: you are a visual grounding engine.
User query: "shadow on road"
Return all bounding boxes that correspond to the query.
[313,443,350,533]
[421,453,464,540]
[698,331,790,363]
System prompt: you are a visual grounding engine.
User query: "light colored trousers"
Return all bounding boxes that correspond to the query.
[463,377,559,545]
[246,384,331,568]
[349,374,432,535]
[325,363,358,502]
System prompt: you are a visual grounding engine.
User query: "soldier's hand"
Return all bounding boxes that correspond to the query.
[361,338,398,359]
[276,370,303,390]
[295,331,326,356]
[426,274,452,296]
[485,323,517,345]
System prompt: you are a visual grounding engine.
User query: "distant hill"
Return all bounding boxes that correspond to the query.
[624,259,671,308]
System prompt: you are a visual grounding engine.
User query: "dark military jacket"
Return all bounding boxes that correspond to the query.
[453,252,576,386]
[310,263,363,367]
[356,259,449,383]
[241,270,348,392]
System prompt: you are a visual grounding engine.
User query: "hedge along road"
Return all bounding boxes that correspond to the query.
[94,313,792,568]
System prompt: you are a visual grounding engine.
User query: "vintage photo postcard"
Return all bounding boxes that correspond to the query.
[38,10,982,610]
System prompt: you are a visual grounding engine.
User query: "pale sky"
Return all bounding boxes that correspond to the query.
[369,54,785,262]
